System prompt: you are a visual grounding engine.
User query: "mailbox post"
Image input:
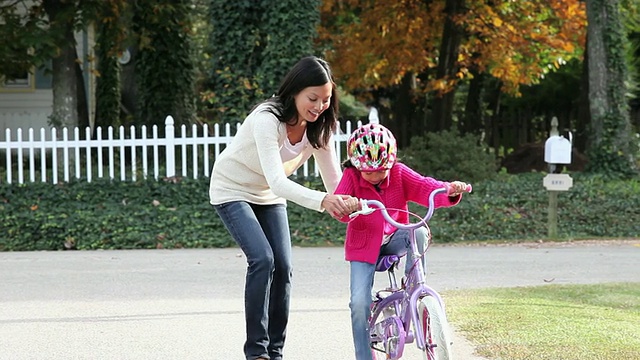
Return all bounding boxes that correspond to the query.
[543,117,573,238]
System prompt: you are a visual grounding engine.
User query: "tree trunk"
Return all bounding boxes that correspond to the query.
[43,0,81,129]
[95,9,123,133]
[388,73,415,148]
[575,47,590,153]
[462,70,484,136]
[430,0,464,132]
[75,55,89,131]
[485,80,502,150]
[585,0,637,175]
[120,46,138,125]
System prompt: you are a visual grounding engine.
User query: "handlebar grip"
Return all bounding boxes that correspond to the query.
[447,183,473,195]
[349,199,376,218]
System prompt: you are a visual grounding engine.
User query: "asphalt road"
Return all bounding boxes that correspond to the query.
[0,240,638,360]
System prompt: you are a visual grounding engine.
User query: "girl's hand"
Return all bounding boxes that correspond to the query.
[448,181,470,196]
[322,194,359,219]
[343,196,360,213]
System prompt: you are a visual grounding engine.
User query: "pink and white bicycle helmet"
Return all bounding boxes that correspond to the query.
[347,123,397,171]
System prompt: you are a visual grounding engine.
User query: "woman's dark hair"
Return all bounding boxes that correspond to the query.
[261,56,339,149]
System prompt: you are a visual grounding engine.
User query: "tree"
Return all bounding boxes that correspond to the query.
[204,0,320,124]
[431,0,465,132]
[1,0,83,129]
[319,0,587,146]
[2,0,198,131]
[585,0,638,176]
[620,0,640,131]
[0,0,126,131]
[94,1,128,130]
[42,0,87,129]
[0,1,50,78]
[132,0,197,127]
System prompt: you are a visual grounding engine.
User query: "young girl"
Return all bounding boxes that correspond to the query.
[333,123,469,360]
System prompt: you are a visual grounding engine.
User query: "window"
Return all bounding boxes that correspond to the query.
[1,69,34,91]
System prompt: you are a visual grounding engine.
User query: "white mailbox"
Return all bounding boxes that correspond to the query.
[544,135,572,164]
[544,117,572,165]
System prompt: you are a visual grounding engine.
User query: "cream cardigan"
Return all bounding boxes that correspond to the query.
[208,104,342,212]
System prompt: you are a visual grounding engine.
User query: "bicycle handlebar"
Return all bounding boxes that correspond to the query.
[348,184,472,230]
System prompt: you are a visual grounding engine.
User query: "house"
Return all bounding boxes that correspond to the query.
[0,28,96,140]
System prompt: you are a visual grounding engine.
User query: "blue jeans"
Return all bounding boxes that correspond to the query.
[214,201,292,360]
[350,227,429,360]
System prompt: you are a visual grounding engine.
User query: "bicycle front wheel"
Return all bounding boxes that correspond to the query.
[417,296,453,360]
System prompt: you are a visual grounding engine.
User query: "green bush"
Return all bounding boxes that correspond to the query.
[427,172,640,241]
[0,178,231,251]
[400,129,498,183]
[1,173,638,251]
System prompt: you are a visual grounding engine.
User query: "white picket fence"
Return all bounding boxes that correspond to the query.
[0,116,361,184]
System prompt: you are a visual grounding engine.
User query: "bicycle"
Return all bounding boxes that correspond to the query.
[349,185,472,360]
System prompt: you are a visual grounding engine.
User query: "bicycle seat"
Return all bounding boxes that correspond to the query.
[375,254,402,272]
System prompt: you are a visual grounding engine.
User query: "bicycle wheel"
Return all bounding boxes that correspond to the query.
[417,296,453,360]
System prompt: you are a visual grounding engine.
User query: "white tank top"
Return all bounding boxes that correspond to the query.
[280,132,308,162]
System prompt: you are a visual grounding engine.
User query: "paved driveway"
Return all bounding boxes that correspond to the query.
[0,240,638,360]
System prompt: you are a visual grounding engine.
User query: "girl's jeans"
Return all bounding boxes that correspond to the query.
[349,227,429,360]
[214,201,292,360]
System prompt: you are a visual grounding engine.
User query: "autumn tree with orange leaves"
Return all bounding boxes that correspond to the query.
[319,0,587,148]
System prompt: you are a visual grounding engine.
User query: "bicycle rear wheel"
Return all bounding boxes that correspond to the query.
[417,296,453,360]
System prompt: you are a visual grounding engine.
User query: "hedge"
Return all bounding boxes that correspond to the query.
[1,173,638,251]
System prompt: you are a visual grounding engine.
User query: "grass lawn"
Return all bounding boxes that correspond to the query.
[443,282,640,360]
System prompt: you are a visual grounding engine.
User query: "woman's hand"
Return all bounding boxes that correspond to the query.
[322,194,359,219]
[448,181,470,196]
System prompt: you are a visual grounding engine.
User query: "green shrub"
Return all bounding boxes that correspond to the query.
[1,173,638,251]
[427,172,640,242]
[0,178,232,251]
[400,129,498,183]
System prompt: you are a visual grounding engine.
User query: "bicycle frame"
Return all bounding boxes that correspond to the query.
[352,185,471,359]
[366,197,446,357]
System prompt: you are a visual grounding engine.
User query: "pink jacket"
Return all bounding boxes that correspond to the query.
[334,163,461,264]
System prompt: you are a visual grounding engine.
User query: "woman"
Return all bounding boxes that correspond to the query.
[209,56,357,360]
